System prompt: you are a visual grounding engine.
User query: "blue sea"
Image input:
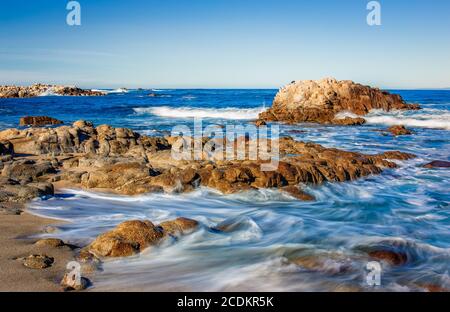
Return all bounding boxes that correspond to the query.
[1,89,449,291]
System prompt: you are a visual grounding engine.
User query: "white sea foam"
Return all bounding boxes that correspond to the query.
[38,88,61,97]
[334,111,359,119]
[364,109,450,130]
[133,106,265,120]
[92,88,128,94]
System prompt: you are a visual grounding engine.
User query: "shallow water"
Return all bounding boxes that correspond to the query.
[2,89,449,291]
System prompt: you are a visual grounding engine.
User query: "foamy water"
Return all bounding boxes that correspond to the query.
[133,106,265,120]
[365,109,450,130]
[28,157,450,291]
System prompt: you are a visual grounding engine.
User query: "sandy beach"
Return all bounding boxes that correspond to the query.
[0,204,75,291]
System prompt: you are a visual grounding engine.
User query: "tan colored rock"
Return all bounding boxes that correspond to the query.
[88,220,164,257]
[34,238,65,248]
[20,254,54,269]
[387,125,413,136]
[290,254,353,275]
[254,119,267,127]
[159,217,199,236]
[259,78,420,125]
[332,117,366,126]
[61,273,90,291]
[282,185,315,201]
[88,218,200,258]
[19,116,63,127]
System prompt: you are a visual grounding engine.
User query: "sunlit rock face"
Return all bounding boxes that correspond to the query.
[258,78,420,125]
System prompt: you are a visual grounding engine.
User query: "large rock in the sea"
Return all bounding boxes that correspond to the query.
[19,116,63,127]
[0,84,105,98]
[258,78,420,125]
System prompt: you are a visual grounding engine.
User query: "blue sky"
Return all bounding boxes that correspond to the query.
[0,0,449,89]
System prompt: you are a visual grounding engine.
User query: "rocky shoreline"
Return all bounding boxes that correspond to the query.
[0,120,417,203]
[0,84,105,98]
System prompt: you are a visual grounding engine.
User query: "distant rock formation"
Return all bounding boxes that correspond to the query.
[19,116,63,127]
[258,78,420,125]
[0,84,106,98]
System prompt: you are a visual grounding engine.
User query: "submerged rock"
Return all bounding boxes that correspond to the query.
[387,125,413,136]
[289,253,354,275]
[258,78,420,125]
[368,250,408,266]
[159,217,199,236]
[19,116,63,127]
[423,160,450,169]
[332,117,366,126]
[281,185,315,201]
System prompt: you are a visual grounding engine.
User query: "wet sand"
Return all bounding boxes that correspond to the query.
[0,204,75,292]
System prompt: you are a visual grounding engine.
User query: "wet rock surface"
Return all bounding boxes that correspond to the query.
[258,78,420,125]
[88,218,198,258]
[0,121,417,203]
[387,125,413,136]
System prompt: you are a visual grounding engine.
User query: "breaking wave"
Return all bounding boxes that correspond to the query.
[38,88,61,97]
[133,106,264,120]
[364,109,450,130]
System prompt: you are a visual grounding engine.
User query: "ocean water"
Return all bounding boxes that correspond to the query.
[1,89,449,291]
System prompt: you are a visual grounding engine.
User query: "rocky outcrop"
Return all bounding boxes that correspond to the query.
[387,125,413,136]
[0,84,105,98]
[258,78,420,125]
[0,120,160,156]
[0,121,416,203]
[87,218,198,258]
[19,116,63,127]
